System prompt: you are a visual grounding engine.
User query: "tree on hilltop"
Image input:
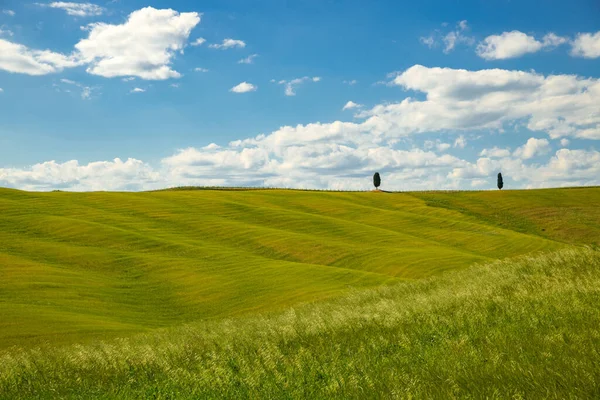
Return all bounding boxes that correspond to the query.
[373,172,381,190]
[497,173,504,190]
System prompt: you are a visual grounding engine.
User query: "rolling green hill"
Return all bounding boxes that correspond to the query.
[2,187,598,350]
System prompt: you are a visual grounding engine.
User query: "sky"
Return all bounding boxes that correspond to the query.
[0,0,599,191]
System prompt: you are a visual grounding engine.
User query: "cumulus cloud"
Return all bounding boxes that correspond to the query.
[209,38,245,49]
[75,7,200,80]
[571,31,600,58]
[342,101,362,111]
[513,137,551,159]
[238,54,258,64]
[449,148,600,189]
[2,7,201,79]
[3,64,600,191]
[0,158,161,191]
[230,82,256,93]
[41,2,104,17]
[476,31,568,60]
[277,76,321,96]
[2,10,15,17]
[130,87,145,93]
[384,65,600,140]
[560,138,570,147]
[0,38,81,75]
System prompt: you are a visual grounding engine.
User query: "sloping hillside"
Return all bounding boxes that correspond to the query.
[1,187,597,348]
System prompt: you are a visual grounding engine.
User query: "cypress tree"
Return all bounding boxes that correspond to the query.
[497,172,504,190]
[373,172,381,190]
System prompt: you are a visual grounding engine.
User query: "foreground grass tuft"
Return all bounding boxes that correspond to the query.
[2,248,599,399]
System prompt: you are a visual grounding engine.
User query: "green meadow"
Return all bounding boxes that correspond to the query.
[1,187,599,398]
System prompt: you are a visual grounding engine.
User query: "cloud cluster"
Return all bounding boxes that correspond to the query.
[0,7,201,80]
[2,64,600,191]
[0,158,161,191]
[383,65,600,140]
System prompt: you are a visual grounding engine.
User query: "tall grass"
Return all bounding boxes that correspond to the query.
[2,248,599,399]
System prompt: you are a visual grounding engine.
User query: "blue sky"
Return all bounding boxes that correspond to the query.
[0,0,599,191]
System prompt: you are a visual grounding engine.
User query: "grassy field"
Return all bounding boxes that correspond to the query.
[1,247,599,398]
[1,186,599,398]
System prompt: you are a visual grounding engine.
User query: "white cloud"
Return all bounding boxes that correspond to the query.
[454,135,467,149]
[122,77,135,82]
[479,147,511,158]
[383,65,600,140]
[277,76,321,96]
[238,54,258,64]
[542,33,568,48]
[0,158,161,191]
[420,35,435,48]
[450,149,600,189]
[194,67,209,72]
[513,137,550,159]
[0,38,81,75]
[343,79,358,85]
[443,20,474,53]
[59,77,95,99]
[421,20,474,53]
[3,64,600,191]
[477,31,542,60]
[560,138,570,147]
[190,37,206,46]
[571,31,600,58]
[424,139,451,152]
[0,88,3,92]
[476,31,567,60]
[41,2,104,17]
[2,10,16,16]
[209,38,245,49]
[75,7,200,79]
[0,28,14,37]
[230,81,256,93]
[342,101,362,111]
[130,87,145,93]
